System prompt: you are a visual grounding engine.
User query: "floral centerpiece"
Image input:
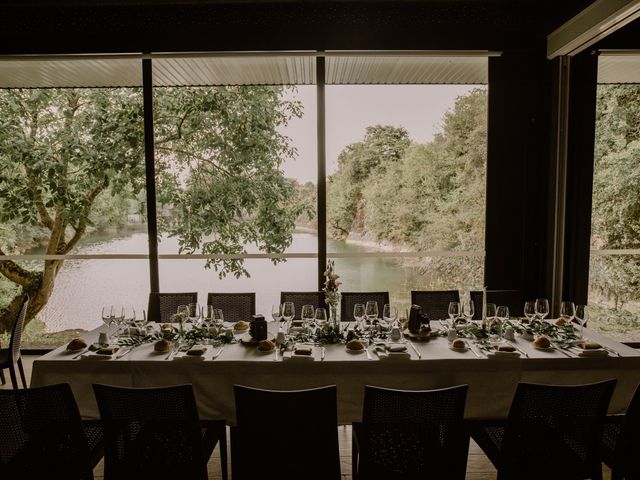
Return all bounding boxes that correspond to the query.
[323,259,342,329]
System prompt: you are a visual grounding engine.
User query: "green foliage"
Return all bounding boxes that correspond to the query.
[327,89,487,287]
[590,85,640,309]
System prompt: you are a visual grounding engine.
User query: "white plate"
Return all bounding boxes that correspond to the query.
[257,347,275,354]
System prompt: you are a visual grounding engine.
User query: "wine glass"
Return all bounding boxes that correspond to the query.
[496,305,509,339]
[282,302,295,329]
[485,303,497,324]
[523,301,536,322]
[560,301,576,326]
[575,305,588,339]
[353,303,366,329]
[315,308,327,327]
[535,298,550,321]
[448,302,460,324]
[301,304,315,329]
[365,301,379,324]
[112,305,125,337]
[176,304,189,331]
[187,302,201,324]
[383,304,397,325]
[271,304,283,323]
[101,305,114,331]
[461,298,475,322]
[202,305,214,325]
[212,309,224,325]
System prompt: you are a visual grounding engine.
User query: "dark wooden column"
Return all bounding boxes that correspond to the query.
[485,50,554,311]
[562,51,599,305]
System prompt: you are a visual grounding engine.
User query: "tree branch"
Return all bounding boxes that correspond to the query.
[62,183,105,253]
[0,247,36,287]
[26,173,54,230]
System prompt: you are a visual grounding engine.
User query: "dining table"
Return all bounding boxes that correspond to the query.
[30,321,640,424]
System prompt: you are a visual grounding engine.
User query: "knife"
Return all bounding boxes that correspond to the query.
[365,347,372,360]
[407,341,421,359]
[321,347,325,361]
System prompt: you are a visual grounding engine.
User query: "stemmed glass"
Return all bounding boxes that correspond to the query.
[575,305,588,339]
[461,298,475,322]
[560,301,576,326]
[353,303,365,329]
[523,301,536,323]
[365,301,379,325]
[383,304,397,326]
[282,302,295,330]
[271,304,283,323]
[301,304,315,330]
[176,305,189,332]
[123,306,136,334]
[212,309,224,325]
[101,305,115,332]
[448,302,460,325]
[315,308,327,327]
[485,303,497,325]
[202,305,214,326]
[496,305,509,339]
[187,303,201,324]
[535,298,550,321]
[111,305,125,337]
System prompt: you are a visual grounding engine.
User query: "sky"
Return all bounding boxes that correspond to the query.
[280,84,479,183]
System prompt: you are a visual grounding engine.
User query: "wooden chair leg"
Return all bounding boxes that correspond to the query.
[9,363,18,389]
[17,357,27,388]
[352,434,358,479]
[0,368,5,385]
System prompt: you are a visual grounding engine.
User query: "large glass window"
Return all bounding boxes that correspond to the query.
[0,86,146,348]
[326,85,487,316]
[588,84,640,341]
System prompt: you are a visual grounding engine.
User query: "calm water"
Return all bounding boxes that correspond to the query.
[31,227,451,332]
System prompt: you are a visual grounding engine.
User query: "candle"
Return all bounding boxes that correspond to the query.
[482,286,487,323]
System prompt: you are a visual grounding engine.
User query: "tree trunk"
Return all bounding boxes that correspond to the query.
[0,260,62,333]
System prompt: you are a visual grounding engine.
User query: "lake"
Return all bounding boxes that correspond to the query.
[32,226,468,332]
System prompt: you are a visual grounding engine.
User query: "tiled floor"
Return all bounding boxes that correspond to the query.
[3,356,612,479]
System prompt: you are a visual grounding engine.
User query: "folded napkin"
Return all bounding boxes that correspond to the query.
[294,346,313,356]
[486,350,521,359]
[174,345,208,360]
[378,351,411,360]
[286,353,315,361]
[576,348,609,357]
[80,351,116,360]
[174,353,206,361]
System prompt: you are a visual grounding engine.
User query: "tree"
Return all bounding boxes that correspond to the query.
[590,84,640,309]
[0,85,303,331]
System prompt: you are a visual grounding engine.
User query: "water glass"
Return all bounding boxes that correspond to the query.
[365,301,379,323]
[301,304,315,329]
[282,302,295,327]
[523,301,536,322]
[383,304,397,325]
[353,303,365,328]
[560,301,576,325]
[448,302,460,323]
[271,304,283,322]
[535,298,550,321]
[575,305,588,339]
[315,308,327,327]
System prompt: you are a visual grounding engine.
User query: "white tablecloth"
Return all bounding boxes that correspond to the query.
[31,324,640,423]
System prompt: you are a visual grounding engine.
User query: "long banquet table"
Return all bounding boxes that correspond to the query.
[31,323,640,424]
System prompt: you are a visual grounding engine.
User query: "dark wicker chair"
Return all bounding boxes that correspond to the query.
[206,292,255,322]
[341,292,390,322]
[280,291,325,319]
[470,290,522,319]
[0,383,103,480]
[147,292,198,323]
[93,384,227,480]
[232,385,340,480]
[601,384,640,480]
[410,290,459,321]
[470,380,617,480]
[0,295,28,389]
[352,385,469,480]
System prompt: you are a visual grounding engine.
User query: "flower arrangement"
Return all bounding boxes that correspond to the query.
[323,259,342,310]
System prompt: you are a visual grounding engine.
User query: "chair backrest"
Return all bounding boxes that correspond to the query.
[233,385,340,479]
[470,289,522,319]
[280,291,325,319]
[410,290,459,320]
[612,383,640,478]
[0,383,94,479]
[8,295,28,364]
[147,292,198,323]
[359,385,469,480]
[93,384,207,480]
[341,292,390,322]
[206,292,255,322]
[501,380,616,479]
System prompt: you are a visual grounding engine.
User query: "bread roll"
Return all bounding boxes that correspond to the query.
[496,343,516,352]
[154,339,172,352]
[579,341,602,350]
[346,339,364,351]
[234,321,249,331]
[533,336,551,349]
[451,339,466,349]
[258,339,275,351]
[67,338,87,351]
[187,346,207,356]
[554,318,567,326]
[96,346,119,355]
